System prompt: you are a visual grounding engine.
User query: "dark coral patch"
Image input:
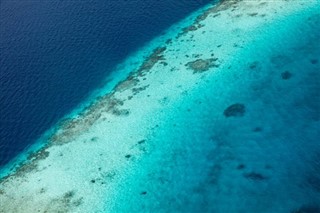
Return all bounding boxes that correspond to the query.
[90,137,98,142]
[306,154,320,192]
[252,127,263,132]
[183,24,204,34]
[223,103,246,117]
[165,39,172,45]
[115,76,139,92]
[42,190,83,212]
[112,109,130,116]
[132,85,149,95]
[306,175,320,192]
[185,58,219,73]
[138,139,146,145]
[207,164,222,185]
[194,0,238,24]
[237,164,245,170]
[27,149,50,161]
[64,191,75,199]
[292,205,320,213]
[310,59,318,64]
[243,172,267,181]
[140,191,147,195]
[137,47,166,75]
[281,71,292,80]
[247,12,258,17]
[249,61,259,70]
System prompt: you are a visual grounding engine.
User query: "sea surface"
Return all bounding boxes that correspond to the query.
[0,0,211,167]
[0,1,319,212]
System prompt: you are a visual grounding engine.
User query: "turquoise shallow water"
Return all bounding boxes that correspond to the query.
[0,1,319,212]
[109,4,320,212]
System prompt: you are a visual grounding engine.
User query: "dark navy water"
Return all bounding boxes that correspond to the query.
[0,0,211,167]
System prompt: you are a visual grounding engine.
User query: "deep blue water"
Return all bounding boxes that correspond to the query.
[0,0,211,167]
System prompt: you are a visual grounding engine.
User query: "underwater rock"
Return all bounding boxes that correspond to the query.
[223,103,246,117]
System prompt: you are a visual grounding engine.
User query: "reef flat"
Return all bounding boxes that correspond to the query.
[1,0,319,212]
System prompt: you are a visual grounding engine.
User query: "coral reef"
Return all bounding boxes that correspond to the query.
[223,103,246,117]
[185,58,219,73]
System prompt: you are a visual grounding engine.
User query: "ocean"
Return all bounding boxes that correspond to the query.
[0,0,319,212]
[0,0,211,167]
